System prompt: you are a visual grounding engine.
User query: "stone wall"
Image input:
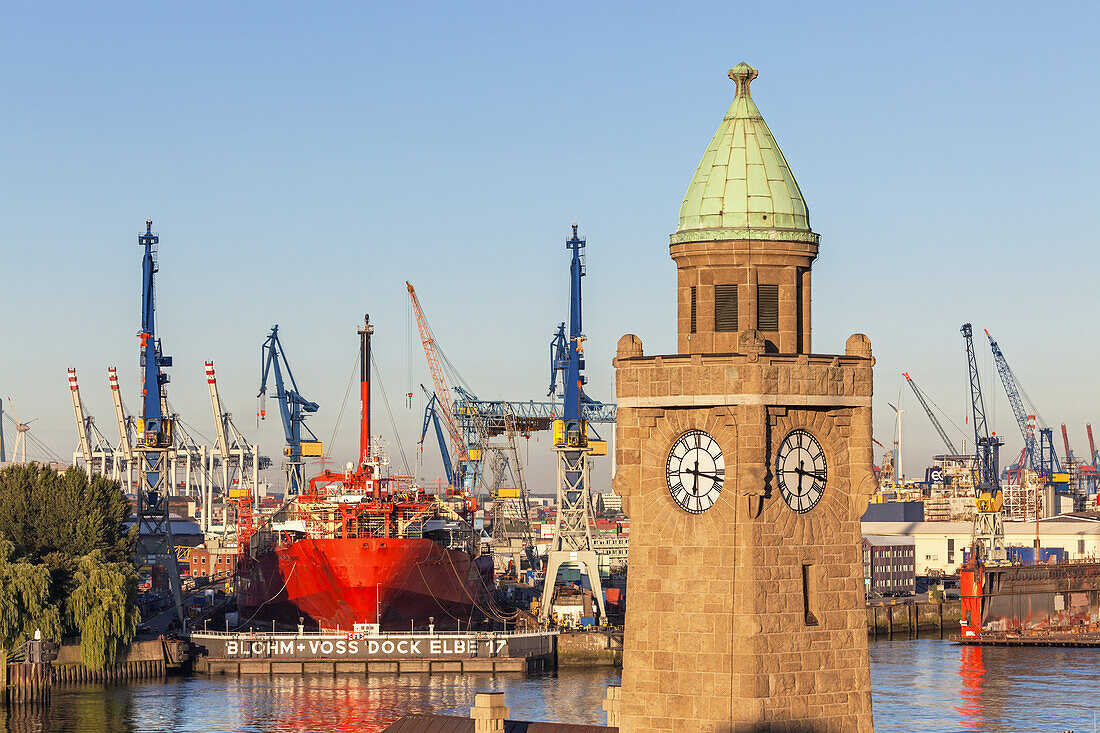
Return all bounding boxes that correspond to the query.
[612,334,876,732]
[557,631,623,667]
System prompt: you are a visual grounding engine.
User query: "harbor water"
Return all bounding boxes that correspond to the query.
[9,639,1100,732]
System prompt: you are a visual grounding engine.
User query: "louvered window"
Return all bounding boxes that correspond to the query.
[758,284,779,331]
[690,287,697,333]
[714,285,737,332]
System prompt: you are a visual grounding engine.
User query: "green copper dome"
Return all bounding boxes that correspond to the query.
[672,63,818,246]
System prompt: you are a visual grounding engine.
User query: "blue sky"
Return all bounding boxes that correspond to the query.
[2,1,1098,489]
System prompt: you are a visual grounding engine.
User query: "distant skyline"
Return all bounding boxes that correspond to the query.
[2,2,1098,488]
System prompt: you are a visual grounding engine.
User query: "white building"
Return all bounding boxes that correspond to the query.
[862,516,1100,575]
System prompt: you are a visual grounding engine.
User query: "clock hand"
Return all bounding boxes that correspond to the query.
[683,466,723,481]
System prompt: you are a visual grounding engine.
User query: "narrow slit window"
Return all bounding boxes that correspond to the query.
[690,286,697,334]
[714,284,737,333]
[802,564,819,626]
[758,284,779,332]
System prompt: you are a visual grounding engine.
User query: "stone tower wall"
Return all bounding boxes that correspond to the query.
[673,238,816,356]
[612,337,876,732]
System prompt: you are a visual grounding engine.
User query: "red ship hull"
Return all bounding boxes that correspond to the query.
[239,537,493,630]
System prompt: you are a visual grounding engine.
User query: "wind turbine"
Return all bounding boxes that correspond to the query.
[887,394,906,484]
[6,397,38,464]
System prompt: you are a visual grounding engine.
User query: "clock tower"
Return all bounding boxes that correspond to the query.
[612,64,876,732]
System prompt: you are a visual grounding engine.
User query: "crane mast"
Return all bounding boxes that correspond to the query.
[133,219,186,629]
[961,323,1005,563]
[540,223,607,624]
[902,372,958,455]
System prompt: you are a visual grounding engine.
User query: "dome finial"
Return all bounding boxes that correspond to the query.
[728,62,758,100]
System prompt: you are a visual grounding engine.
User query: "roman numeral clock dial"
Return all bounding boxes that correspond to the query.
[666,430,724,514]
[776,429,827,514]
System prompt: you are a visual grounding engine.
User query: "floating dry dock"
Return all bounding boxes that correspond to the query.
[952,632,1100,647]
[190,630,558,676]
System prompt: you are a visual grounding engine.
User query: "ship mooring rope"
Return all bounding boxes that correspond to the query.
[233,561,298,631]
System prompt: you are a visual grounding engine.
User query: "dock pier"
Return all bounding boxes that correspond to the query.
[189,629,558,677]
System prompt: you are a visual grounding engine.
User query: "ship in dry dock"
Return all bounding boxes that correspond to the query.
[237,317,494,631]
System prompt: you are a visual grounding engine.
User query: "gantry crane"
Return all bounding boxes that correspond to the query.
[133,219,186,629]
[206,361,267,538]
[961,323,1005,563]
[902,372,959,455]
[258,326,321,495]
[540,224,609,625]
[66,368,118,479]
[108,367,135,490]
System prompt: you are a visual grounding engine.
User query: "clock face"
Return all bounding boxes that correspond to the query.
[776,429,827,514]
[666,430,724,514]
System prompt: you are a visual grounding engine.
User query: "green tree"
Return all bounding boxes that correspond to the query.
[0,540,62,650]
[65,551,139,669]
[0,464,133,562]
[0,465,140,668]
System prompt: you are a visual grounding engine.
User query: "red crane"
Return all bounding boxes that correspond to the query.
[1088,423,1098,469]
[406,282,466,463]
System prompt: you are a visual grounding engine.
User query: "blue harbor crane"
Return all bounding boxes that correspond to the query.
[539,223,609,624]
[133,219,186,629]
[258,326,321,495]
[418,387,454,485]
[961,323,1005,562]
[985,329,1039,472]
[902,372,959,455]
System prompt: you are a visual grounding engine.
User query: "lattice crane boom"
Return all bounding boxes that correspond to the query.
[902,372,958,455]
[985,329,1037,470]
[406,282,466,463]
[962,324,999,489]
[1062,423,1075,463]
[1088,423,1098,468]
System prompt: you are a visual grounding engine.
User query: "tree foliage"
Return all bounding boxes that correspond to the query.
[0,464,133,563]
[0,540,63,650]
[0,464,138,667]
[65,551,139,669]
